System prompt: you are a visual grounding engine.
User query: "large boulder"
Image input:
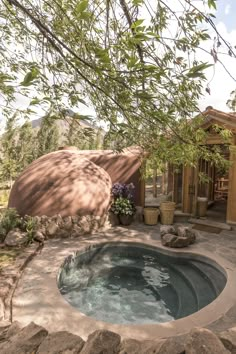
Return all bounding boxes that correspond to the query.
[158,335,185,354]
[119,339,164,354]
[80,330,121,354]
[185,328,230,354]
[0,322,48,354]
[4,229,28,247]
[219,327,236,352]
[37,331,85,354]
[8,150,112,218]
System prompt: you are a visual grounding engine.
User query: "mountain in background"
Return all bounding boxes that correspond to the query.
[31,109,96,130]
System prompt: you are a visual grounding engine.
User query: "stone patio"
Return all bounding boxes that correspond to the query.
[12,223,236,341]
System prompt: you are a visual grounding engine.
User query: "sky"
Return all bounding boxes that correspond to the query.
[198,0,236,111]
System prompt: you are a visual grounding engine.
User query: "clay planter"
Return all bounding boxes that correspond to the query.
[119,214,133,226]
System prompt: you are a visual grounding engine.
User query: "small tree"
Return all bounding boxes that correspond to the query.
[36,115,60,157]
[17,119,36,171]
[0,114,19,188]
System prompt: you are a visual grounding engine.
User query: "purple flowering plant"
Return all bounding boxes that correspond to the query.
[111,182,135,200]
[111,183,136,216]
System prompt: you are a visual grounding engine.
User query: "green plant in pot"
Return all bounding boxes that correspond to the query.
[110,183,136,225]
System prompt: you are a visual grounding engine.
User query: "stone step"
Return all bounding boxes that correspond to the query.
[173,263,216,313]
[189,218,232,231]
[190,261,226,296]
[168,265,198,319]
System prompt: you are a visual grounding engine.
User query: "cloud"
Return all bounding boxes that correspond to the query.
[225,4,231,15]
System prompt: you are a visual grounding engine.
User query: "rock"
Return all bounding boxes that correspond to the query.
[160,225,176,237]
[78,216,91,234]
[158,335,185,354]
[0,321,48,354]
[51,214,63,225]
[139,340,165,354]
[34,231,45,243]
[4,229,28,247]
[80,329,121,354]
[0,321,22,343]
[40,215,48,224]
[219,327,236,353]
[0,323,11,343]
[172,236,192,248]
[33,215,41,224]
[71,225,83,238]
[63,216,72,224]
[177,226,196,244]
[57,229,70,238]
[5,321,22,339]
[119,339,164,354]
[161,232,194,248]
[161,233,178,246]
[185,327,230,354]
[36,226,46,236]
[46,222,59,237]
[8,151,112,218]
[91,216,102,231]
[37,331,85,354]
[119,338,141,354]
[71,215,79,224]
[63,217,73,231]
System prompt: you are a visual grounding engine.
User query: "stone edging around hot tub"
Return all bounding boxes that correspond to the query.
[12,226,236,341]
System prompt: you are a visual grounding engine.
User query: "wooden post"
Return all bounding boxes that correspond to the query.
[226,145,236,224]
[173,173,179,203]
[162,171,166,194]
[182,166,193,213]
[167,164,174,194]
[153,168,157,198]
[140,160,146,208]
[192,163,199,217]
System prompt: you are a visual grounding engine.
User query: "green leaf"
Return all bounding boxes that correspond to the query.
[76,0,88,13]
[29,98,40,105]
[131,19,144,29]
[186,63,212,78]
[207,0,217,10]
[132,0,143,5]
[21,68,39,86]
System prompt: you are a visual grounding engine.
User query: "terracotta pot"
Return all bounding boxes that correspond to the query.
[119,214,133,226]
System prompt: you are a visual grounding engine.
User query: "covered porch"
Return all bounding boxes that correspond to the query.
[169,107,236,226]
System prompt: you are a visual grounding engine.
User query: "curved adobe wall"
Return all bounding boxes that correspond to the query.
[8,150,112,217]
[63,147,144,206]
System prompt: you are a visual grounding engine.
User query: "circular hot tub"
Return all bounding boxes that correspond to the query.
[57,243,226,325]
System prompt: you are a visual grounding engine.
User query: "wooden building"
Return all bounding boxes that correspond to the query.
[169,107,236,225]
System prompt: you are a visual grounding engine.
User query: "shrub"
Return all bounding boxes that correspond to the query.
[111,182,135,200]
[111,197,136,216]
[23,216,38,244]
[0,208,22,242]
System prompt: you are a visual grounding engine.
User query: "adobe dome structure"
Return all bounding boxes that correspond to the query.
[8,150,112,218]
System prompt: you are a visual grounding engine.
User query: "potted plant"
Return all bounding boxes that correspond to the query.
[110,183,136,225]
